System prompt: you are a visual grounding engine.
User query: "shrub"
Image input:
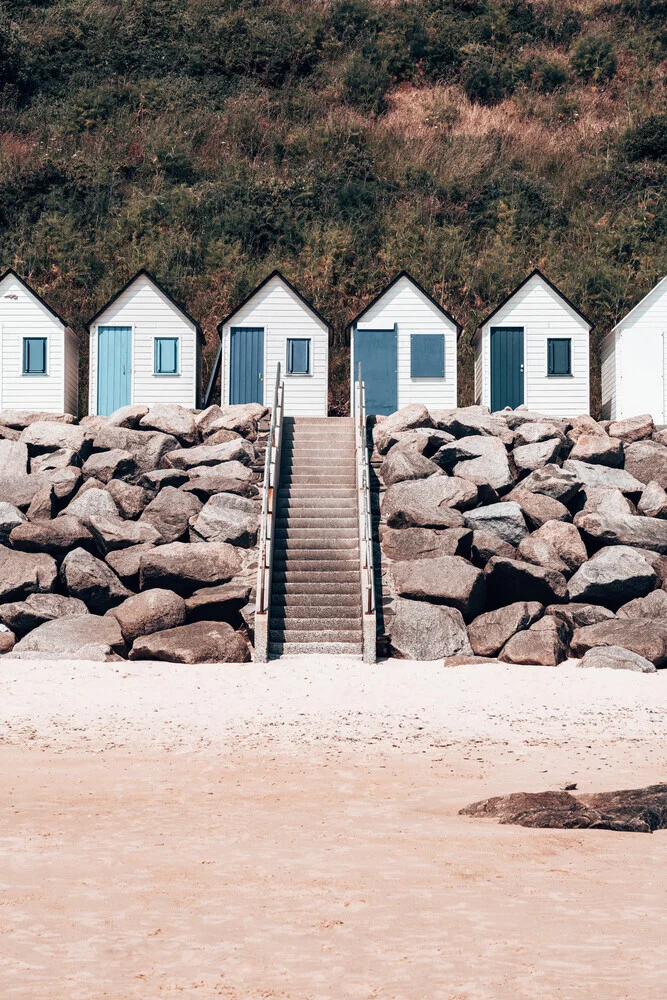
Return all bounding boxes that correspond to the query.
[624,115,667,161]
[520,56,567,93]
[572,35,617,83]
[344,49,391,113]
[0,9,22,89]
[463,60,514,105]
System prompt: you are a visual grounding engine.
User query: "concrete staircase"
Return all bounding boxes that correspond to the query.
[268,416,362,657]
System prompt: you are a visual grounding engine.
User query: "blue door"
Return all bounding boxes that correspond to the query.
[490,326,524,411]
[230,327,264,405]
[353,326,398,416]
[97,326,132,416]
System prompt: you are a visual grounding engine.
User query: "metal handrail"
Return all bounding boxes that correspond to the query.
[354,364,375,620]
[256,363,284,624]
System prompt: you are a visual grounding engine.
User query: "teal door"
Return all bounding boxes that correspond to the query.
[353,326,398,416]
[230,327,264,405]
[97,326,132,416]
[490,326,524,411]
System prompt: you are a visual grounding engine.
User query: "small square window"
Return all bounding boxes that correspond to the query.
[411,334,445,378]
[547,338,572,376]
[23,337,47,375]
[287,338,310,375]
[154,337,179,375]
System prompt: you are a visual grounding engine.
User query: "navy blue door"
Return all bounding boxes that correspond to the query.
[490,326,524,410]
[353,327,398,416]
[230,327,264,405]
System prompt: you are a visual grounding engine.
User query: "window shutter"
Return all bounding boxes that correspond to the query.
[155,338,178,374]
[23,337,46,374]
[287,338,309,374]
[410,334,444,378]
[548,338,571,375]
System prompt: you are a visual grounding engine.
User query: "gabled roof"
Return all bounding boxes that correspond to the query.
[347,270,464,338]
[475,269,594,338]
[217,269,331,332]
[86,268,205,342]
[0,268,72,330]
[611,275,667,333]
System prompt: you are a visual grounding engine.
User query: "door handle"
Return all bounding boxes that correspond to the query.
[258,373,263,381]
[520,364,524,373]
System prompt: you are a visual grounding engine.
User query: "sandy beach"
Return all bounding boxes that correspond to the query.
[2,656,667,999]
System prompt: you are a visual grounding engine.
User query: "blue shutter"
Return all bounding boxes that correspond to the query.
[287,338,310,374]
[410,334,444,378]
[548,338,571,376]
[23,337,47,375]
[155,337,178,374]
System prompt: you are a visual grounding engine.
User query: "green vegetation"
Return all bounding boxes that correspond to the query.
[0,0,665,412]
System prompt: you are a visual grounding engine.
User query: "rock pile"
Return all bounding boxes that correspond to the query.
[0,403,266,662]
[374,404,667,670]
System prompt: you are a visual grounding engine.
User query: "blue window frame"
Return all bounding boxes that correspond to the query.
[154,337,179,375]
[286,338,310,375]
[22,337,47,375]
[547,338,572,376]
[410,333,445,378]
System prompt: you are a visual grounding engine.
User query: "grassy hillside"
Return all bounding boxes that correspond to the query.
[1,0,666,413]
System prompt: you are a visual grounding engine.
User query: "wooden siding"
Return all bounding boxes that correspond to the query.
[479,274,590,417]
[353,276,457,410]
[610,280,667,423]
[89,275,197,414]
[600,330,617,421]
[0,272,71,413]
[64,328,80,415]
[221,276,328,417]
[474,340,483,404]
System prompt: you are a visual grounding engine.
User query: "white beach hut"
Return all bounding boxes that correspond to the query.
[473,270,593,417]
[348,271,462,416]
[601,276,667,423]
[87,269,204,416]
[216,270,330,417]
[0,269,80,415]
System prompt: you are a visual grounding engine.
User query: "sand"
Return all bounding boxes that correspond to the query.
[2,656,667,999]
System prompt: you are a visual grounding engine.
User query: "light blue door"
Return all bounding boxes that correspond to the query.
[353,326,398,416]
[230,327,264,405]
[97,326,132,416]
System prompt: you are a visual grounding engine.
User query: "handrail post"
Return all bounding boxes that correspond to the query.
[354,364,376,663]
[254,362,283,661]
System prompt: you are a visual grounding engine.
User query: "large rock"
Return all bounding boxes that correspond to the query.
[513,421,565,447]
[0,593,89,636]
[470,530,516,567]
[106,403,149,428]
[203,410,258,441]
[189,493,259,547]
[381,478,466,529]
[563,460,643,499]
[579,645,657,673]
[60,547,131,612]
[381,403,433,435]
[623,440,667,488]
[108,588,186,645]
[106,479,152,520]
[20,421,91,455]
[518,463,582,504]
[380,451,442,487]
[0,439,29,476]
[166,439,255,470]
[105,543,159,589]
[12,614,126,656]
[567,545,656,607]
[568,433,623,467]
[31,447,80,473]
[516,534,570,577]
[386,428,455,458]
[545,603,615,629]
[0,472,53,510]
[87,515,163,555]
[139,468,190,490]
[9,516,93,559]
[499,615,569,666]
[41,467,82,504]
[184,582,253,625]
[92,425,179,472]
[389,597,472,660]
[505,489,571,529]
[460,790,591,828]
[0,409,77,429]
[529,520,587,574]
[638,481,667,518]
[608,414,654,444]
[81,449,138,483]
[484,556,567,607]
[140,486,203,543]
[129,620,251,663]
[567,414,607,442]
[181,473,258,502]
[380,526,472,562]
[0,545,57,600]
[139,404,198,444]
[569,618,667,665]
[512,438,562,476]
[616,589,667,620]
[574,507,667,554]
[431,406,513,445]
[139,541,243,595]
[391,555,485,621]
[467,601,543,657]
[464,502,527,546]
[436,435,514,492]
[0,502,26,543]
[61,486,119,524]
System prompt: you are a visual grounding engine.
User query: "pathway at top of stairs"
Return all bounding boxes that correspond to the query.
[269,416,362,658]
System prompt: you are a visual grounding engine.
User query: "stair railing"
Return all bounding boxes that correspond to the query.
[254,363,285,661]
[354,364,377,663]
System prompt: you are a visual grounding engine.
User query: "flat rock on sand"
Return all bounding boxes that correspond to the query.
[129,620,251,662]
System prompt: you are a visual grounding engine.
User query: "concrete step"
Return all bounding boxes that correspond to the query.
[269,628,362,643]
[276,517,358,529]
[268,641,362,657]
[270,617,361,631]
[278,487,356,497]
[273,540,359,554]
[271,603,360,616]
[272,580,360,594]
[273,558,359,573]
[272,570,359,584]
[276,504,357,517]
